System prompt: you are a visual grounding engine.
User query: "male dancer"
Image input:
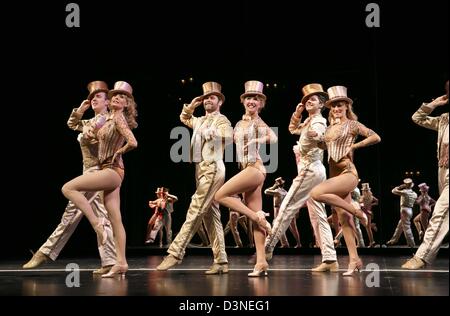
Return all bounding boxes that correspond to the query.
[265,84,338,271]
[157,82,232,274]
[386,178,417,248]
[403,80,449,269]
[23,81,116,274]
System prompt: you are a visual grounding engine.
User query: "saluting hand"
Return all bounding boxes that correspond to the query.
[77,100,91,113]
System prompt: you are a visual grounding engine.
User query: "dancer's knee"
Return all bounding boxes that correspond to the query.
[309,188,322,202]
[61,183,73,198]
[215,190,225,203]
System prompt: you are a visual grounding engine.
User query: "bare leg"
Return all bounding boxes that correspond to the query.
[159,224,164,247]
[215,167,267,226]
[230,212,243,247]
[288,218,301,247]
[215,167,268,271]
[146,213,157,242]
[420,211,430,235]
[103,184,127,267]
[413,213,422,238]
[366,215,375,246]
[311,174,367,225]
[165,212,173,245]
[247,218,254,248]
[62,169,121,242]
[245,184,267,267]
[337,206,360,262]
[310,173,362,271]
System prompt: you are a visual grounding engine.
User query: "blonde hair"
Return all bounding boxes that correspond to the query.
[327,100,358,123]
[124,96,138,129]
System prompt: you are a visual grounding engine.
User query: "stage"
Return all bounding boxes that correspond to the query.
[2,252,447,296]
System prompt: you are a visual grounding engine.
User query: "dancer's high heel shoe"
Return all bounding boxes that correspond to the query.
[255,211,272,236]
[343,258,363,276]
[101,264,128,278]
[248,262,269,277]
[94,218,107,246]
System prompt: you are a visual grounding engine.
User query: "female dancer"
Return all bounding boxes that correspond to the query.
[62,81,138,278]
[413,183,436,241]
[360,182,379,247]
[310,86,380,275]
[215,80,276,277]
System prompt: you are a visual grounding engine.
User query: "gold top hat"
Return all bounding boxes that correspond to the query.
[275,177,285,185]
[361,183,371,190]
[403,178,414,187]
[418,182,429,191]
[201,81,225,102]
[240,80,267,102]
[108,81,133,99]
[325,86,353,108]
[155,187,169,194]
[87,81,109,100]
[301,83,328,104]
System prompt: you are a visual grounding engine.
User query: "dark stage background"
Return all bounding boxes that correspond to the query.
[2,0,448,259]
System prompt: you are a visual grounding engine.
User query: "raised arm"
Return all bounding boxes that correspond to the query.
[167,194,178,203]
[67,100,92,132]
[412,95,448,131]
[288,103,305,135]
[392,185,406,196]
[264,188,279,196]
[180,96,203,128]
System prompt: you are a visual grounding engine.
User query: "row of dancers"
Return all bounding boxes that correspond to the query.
[23,79,448,277]
[145,177,436,250]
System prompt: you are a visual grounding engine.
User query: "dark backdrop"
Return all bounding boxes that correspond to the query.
[2,0,448,258]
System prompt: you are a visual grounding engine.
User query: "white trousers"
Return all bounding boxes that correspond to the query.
[265,160,336,262]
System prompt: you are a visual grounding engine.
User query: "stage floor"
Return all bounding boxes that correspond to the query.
[1,254,448,296]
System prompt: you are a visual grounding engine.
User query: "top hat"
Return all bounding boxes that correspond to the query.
[201,81,225,102]
[155,187,169,194]
[240,80,267,102]
[301,83,328,104]
[418,183,429,191]
[87,81,109,100]
[275,177,285,185]
[325,86,353,108]
[108,81,133,99]
[361,183,371,191]
[403,178,414,187]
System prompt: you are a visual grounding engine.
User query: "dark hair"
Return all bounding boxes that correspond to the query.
[317,94,328,105]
